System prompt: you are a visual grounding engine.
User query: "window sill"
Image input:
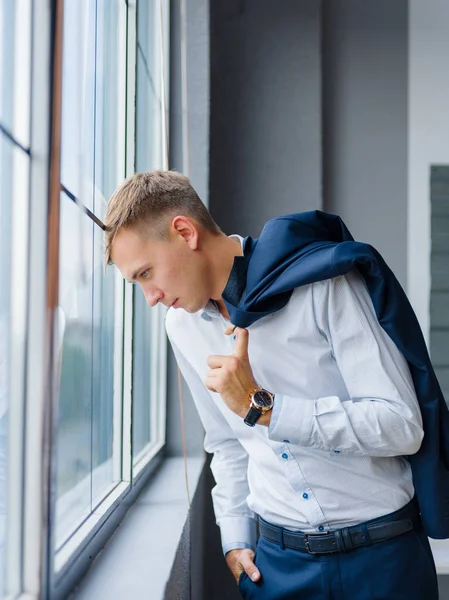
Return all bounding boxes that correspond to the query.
[70,455,205,600]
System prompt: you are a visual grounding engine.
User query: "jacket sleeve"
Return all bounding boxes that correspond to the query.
[268,270,424,457]
[168,337,257,554]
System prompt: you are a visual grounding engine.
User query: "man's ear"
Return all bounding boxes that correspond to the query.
[171,215,199,249]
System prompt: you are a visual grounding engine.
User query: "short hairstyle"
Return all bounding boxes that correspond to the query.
[104,170,221,265]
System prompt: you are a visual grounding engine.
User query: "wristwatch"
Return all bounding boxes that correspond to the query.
[244,388,275,427]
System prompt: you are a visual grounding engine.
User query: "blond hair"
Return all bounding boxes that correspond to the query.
[104,170,221,265]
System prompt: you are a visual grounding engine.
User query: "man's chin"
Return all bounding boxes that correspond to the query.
[184,301,209,314]
[185,306,203,314]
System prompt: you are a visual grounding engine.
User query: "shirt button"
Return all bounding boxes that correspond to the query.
[333,450,341,454]
[302,493,309,500]
[281,453,288,460]
[283,440,290,444]
[318,525,325,532]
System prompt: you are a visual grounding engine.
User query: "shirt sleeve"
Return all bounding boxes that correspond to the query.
[168,335,257,554]
[268,270,424,457]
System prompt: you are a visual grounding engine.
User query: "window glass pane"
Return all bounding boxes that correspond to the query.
[60,0,95,211]
[91,222,117,501]
[0,133,12,596]
[94,0,122,219]
[0,0,31,148]
[56,196,94,546]
[0,1,14,136]
[0,134,28,596]
[136,0,164,171]
[132,289,152,457]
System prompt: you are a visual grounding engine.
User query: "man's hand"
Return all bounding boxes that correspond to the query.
[205,327,258,418]
[225,548,261,584]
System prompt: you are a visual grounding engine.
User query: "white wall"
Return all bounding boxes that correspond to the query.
[408,0,449,345]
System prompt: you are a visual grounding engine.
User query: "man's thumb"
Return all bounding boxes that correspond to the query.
[233,327,249,358]
[240,556,260,582]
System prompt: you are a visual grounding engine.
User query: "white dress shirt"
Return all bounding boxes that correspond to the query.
[165,238,424,555]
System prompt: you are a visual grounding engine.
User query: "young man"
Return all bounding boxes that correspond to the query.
[105,170,441,599]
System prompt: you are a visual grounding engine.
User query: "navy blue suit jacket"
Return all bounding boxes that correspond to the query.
[222,211,449,539]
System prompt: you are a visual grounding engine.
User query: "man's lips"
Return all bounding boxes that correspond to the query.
[171,299,179,308]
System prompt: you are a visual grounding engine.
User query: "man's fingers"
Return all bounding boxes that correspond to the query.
[233,327,249,359]
[224,323,237,336]
[204,372,219,393]
[239,554,260,582]
[206,354,226,368]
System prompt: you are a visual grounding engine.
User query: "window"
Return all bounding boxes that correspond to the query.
[55,0,169,575]
[0,1,170,597]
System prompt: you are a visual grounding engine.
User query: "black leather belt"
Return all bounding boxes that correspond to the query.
[259,498,420,555]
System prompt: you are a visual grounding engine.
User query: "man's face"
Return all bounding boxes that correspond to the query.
[110,223,212,313]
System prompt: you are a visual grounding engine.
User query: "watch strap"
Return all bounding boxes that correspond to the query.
[243,405,263,427]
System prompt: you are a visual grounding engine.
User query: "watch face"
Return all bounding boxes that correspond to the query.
[253,390,273,409]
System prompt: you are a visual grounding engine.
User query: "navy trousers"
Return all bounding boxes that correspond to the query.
[238,519,438,600]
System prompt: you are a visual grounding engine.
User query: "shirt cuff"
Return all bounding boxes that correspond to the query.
[218,516,258,555]
[222,542,254,556]
[268,394,315,446]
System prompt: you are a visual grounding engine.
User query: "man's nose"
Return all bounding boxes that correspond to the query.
[142,286,164,308]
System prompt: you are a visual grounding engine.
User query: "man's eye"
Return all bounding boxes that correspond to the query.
[140,270,150,279]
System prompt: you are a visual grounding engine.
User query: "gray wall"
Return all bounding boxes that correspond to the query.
[209,0,322,237]
[322,0,408,289]
[209,0,409,291]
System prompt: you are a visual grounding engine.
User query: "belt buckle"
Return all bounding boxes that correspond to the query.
[304,534,314,554]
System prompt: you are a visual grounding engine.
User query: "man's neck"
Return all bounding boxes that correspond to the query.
[209,235,242,321]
